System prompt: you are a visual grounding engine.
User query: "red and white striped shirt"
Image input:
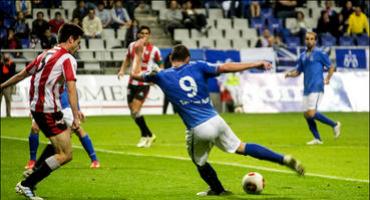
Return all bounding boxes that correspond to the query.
[26,46,77,113]
[126,41,162,86]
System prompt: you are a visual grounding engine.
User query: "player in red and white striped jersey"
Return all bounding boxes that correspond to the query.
[1,23,84,200]
[118,25,163,148]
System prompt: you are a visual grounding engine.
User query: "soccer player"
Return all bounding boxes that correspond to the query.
[25,88,100,170]
[131,39,305,196]
[285,32,341,145]
[117,25,163,148]
[0,23,83,200]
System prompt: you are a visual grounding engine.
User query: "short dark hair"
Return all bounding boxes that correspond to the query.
[37,11,44,17]
[170,44,190,62]
[55,11,61,16]
[57,23,84,43]
[138,25,151,34]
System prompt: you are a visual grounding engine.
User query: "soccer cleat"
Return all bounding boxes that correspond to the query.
[145,134,156,148]
[136,137,148,148]
[333,122,341,139]
[196,188,232,196]
[15,182,43,200]
[25,160,36,170]
[90,160,100,168]
[306,139,323,145]
[283,155,305,176]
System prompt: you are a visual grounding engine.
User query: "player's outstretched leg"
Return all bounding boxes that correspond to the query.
[196,163,232,196]
[237,143,305,176]
[314,112,341,138]
[305,111,323,145]
[26,130,39,170]
[76,128,100,168]
[23,144,55,178]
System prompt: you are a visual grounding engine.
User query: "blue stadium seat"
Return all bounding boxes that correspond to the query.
[355,35,369,46]
[261,8,273,19]
[320,34,336,46]
[250,18,264,29]
[285,36,301,48]
[3,17,14,28]
[339,36,354,46]
[267,18,283,32]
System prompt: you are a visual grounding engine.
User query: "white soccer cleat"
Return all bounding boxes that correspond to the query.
[15,182,43,200]
[136,137,148,148]
[196,188,232,196]
[145,134,156,148]
[333,122,341,139]
[283,155,305,176]
[306,139,323,145]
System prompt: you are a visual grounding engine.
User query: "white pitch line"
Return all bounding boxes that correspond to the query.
[1,136,369,183]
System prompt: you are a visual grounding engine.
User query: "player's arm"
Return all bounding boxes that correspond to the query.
[218,60,272,73]
[118,56,130,79]
[130,38,146,82]
[0,68,28,90]
[324,64,335,84]
[66,80,80,129]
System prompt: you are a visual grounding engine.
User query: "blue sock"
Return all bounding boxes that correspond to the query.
[306,117,321,140]
[244,143,284,164]
[314,112,337,127]
[28,132,39,161]
[79,134,97,161]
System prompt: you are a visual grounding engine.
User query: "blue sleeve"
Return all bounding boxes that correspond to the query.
[142,71,159,83]
[198,61,220,77]
[296,56,304,73]
[319,51,331,68]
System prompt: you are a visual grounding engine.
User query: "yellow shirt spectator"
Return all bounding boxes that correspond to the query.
[347,8,370,36]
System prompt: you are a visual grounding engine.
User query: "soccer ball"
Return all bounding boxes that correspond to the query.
[242,172,265,194]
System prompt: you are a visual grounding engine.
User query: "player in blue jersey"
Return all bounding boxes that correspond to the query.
[131,38,305,196]
[25,88,100,171]
[285,32,341,145]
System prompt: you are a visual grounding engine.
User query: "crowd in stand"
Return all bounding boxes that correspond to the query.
[0,0,369,57]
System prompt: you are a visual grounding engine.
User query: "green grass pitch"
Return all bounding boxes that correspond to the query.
[1,112,369,199]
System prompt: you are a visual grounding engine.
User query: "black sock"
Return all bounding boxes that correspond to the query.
[34,144,55,170]
[134,116,152,137]
[22,162,52,188]
[196,163,225,194]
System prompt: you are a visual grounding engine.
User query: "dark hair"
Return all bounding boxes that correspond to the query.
[55,11,61,16]
[37,11,44,17]
[138,25,151,34]
[170,44,190,62]
[57,23,84,43]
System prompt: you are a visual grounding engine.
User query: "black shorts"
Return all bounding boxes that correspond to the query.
[127,84,150,104]
[31,111,67,137]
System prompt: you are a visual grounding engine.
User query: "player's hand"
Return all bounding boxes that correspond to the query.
[324,77,330,85]
[118,70,125,80]
[285,72,290,78]
[134,38,146,55]
[71,118,80,132]
[260,61,272,70]
[78,111,86,122]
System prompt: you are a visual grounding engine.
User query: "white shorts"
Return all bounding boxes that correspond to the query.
[62,107,73,127]
[303,92,323,111]
[186,115,241,166]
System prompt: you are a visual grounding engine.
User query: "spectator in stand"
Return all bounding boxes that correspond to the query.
[102,0,115,9]
[15,0,32,18]
[347,6,370,36]
[71,17,82,27]
[0,1,17,18]
[249,1,261,18]
[125,19,139,47]
[221,0,244,18]
[124,0,139,20]
[275,0,297,18]
[83,8,103,39]
[49,11,65,35]
[256,28,272,47]
[164,0,184,38]
[291,11,310,43]
[40,29,57,49]
[73,0,89,22]
[340,0,354,22]
[0,17,7,47]
[31,11,49,40]
[31,0,43,8]
[111,0,131,30]
[182,0,210,33]
[316,11,337,37]
[322,0,338,26]
[14,11,30,39]
[95,1,112,28]
[3,28,22,58]
[0,53,16,117]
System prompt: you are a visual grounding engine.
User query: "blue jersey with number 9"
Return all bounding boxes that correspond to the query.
[143,61,220,129]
